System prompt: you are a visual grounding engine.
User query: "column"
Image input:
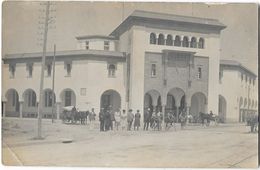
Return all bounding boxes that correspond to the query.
[2,101,6,118]
[19,101,23,118]
[176,105,180,123]
[161,105,166,130]
[56,102,61,120]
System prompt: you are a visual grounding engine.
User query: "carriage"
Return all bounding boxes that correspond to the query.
[62,106,89,124]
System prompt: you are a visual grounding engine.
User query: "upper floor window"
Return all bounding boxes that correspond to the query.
[104,41,110,51]
[249,78,251,84]
[66,63,71,76]
[245,75,248,82]
[182,36,189,47]
[46,64,52,77]
[158,34,165,45]
[150,33,156,44]
[253,79,255,86]
[190,37,197,48]
[166,35,173,46]
[241,73,243,81]
[27,63,33,78]
[197,67,202,79]
[198,38,204,49]
[9,64,16,78]
[174,35,181,46]
[85,41,89,50]
[151,64,156,77]
[108,64,116,77]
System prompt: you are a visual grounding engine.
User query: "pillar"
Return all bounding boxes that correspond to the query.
[176,105,180,123]
[2,101,6,118]
[56,102,61,120]
[19,101,23,118]
[161,105,166,130]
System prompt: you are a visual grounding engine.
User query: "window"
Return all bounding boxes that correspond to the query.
[85,41,89,50]
[44,90,55,107]
[28,91,36,107]
[158,34,165,45]
[108,64,116,77]
[197,67,202,79]
[241,73,243,81]
[166,35,173,46]
[65,91,72,106]
[66,63,71,76]
[174,35,181,46]
[9,64,15,78]
[245,75,247,82]
[27,63,33,78]
[104,41,110,51]
[151,64,156,77]
[182,36,189,47]
[198,38,204,49]
[253,79,255,86]
[190,37,197,48]
[46,64,52,77]
[249,78,251,84]
[150,33,156,44]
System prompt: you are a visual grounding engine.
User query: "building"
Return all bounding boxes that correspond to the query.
[2,10,258,123]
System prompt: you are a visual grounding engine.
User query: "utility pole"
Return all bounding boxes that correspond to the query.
[37,1,50,139]
[51,44,56,123]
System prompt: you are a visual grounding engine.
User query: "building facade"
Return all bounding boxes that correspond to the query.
[2,10,258,123]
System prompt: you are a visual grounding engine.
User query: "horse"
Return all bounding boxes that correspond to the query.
[199,112,220,126]
[165,113,176,131]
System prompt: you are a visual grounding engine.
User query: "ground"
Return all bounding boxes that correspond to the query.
[2,118,258,168]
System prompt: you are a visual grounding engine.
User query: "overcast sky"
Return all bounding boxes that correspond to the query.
[2,2,258,74]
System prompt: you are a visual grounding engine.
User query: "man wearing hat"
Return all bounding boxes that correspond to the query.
[99,108,105,131]
[143,108,151,131]
[127,109,134,131]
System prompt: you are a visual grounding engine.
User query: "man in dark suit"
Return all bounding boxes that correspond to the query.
[99,108,105,131]
[143,108,150,131]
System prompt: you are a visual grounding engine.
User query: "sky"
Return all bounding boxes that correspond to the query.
[2,2,258,74]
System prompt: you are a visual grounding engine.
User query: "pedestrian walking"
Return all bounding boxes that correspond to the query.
[104,109,111,131]
[134,110,141,130]
[114,109,121,130]
[127,109,134,131]
[120,110,127,130]
[143,108,150,131]
[99,108,105,131]
[109,109,115,130]
[179,111,187,130]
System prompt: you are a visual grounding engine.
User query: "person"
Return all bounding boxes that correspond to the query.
[209,110,213,117]
[127,109,134,131]
[179,111,187,130]
[89,108,96,122]
[104,109,111,131]
[158,110,163,131]
[120,110,127,130]
[99,108,105,131]
[143,108,150,131]
[134,110,141,130]
[114,109,121,130]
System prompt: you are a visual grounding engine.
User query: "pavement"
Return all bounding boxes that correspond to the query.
[1,118,258,168]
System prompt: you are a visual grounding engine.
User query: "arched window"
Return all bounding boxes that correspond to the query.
[198,38,204,49]
[182,36,189,47]
[190,37,197,48]
[158,34,165,45]
[150,33,156,44]
[166,35,173,46]
[174,35,181,46]
[108,64,116,77]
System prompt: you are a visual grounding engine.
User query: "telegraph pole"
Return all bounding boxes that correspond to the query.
[37,1,50,139]
[51,44,56,123]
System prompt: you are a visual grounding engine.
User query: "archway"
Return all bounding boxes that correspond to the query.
[190,92,207,118]
[218,95,227,123]
[5,89,20,117]
[144,90,161,113]
[22,89,37,118]
[100,89,121,113]
[42,89,56,118]
[60,88,76,108]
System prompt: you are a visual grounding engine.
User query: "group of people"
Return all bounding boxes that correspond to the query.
[99,107,142,131]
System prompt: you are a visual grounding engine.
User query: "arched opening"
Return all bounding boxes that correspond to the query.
[100,89,121,113]
[166,34,173,46]
[108,64,116,77]
[182,36,189,47]
[190,37,197,48]
[5,89,20,117]
[158,34,165,45]
[174,35,181,46]
[239,97,244,122]
[144,90,161,113]
[190,92,207,119]
[166,94,176,113]
[150,33,156,44]
[167,88,185,121]
[144,93,153,111]
[22,89,37,118]
[42,89,56,119]
[198,38,204,49]
[218,95,227,123]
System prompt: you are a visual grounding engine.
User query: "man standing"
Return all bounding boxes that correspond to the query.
[109,108,115,130]
[120,110,127,130]
[127,109,134,131]
[134,110,141,131]
[143,108,150,131]
[114,108,121,131]
[99,108,105,131]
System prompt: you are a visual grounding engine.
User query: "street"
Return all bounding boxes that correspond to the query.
[2,118,258,168]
